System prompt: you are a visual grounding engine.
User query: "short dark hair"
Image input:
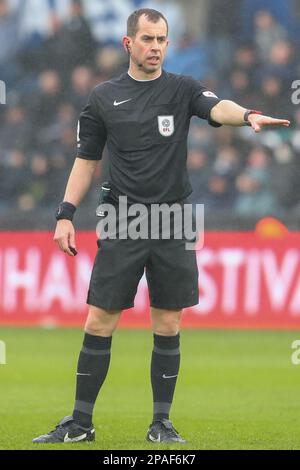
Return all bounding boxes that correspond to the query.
[127,8,168,37]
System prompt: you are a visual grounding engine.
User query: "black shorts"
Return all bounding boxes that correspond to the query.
[87,235,199,311]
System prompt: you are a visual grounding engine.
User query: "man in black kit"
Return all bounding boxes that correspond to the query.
[33,9,290,444]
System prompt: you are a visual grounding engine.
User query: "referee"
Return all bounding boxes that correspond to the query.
[33,8,290,444]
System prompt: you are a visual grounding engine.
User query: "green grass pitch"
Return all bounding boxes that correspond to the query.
[0,327,300,450]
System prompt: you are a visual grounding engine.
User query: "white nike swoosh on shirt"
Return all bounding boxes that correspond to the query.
[113,98,132,106]
[76,373,91,376]
[162,374,178,379]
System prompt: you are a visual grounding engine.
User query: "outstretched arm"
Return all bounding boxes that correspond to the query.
[210,99,290,132]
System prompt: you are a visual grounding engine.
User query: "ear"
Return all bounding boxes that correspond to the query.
[122,36,131,53]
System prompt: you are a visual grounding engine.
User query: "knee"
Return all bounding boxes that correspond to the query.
[85,321,114,337]
[84,307,120,336]
[154,326,180,336]
[152,311,181,336]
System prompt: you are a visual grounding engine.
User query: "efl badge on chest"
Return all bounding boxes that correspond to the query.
[158,116,174,137]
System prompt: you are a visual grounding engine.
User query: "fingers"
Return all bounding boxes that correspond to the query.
[68,232,77,256]
[268,118,290,126]
[53,220,77,257]
[252,122,261,133]
[55,239,76,256]
[65,245,77,257]
[252,117,290,132]
[262,117,290,126]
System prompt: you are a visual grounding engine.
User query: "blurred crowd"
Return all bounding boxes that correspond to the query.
[1,0,300,224]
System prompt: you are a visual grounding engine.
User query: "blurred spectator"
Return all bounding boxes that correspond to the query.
[207,0,240,40]
[67,66,94,112]
[222,43,258,94]
[213,145,241,179]
[42,1,97,81]
[206,174,234,210]
[226,69,258,108]
[293,0,300,26]
[233,43,258,72]
[291,109,300,152]
[254,10,287,62]
[56,126,78,168]
[188,119,215,153]
[17,193,36,212]
[1,149,30,204]
[94,46,126,81]
[25,153,54,207]
[0,105,31,152]
[235,147,278,216]
[213,127,236,150]
[29,149,73,207]
[259,75,290,118]
[37,102,76,150]
[28,70,62,130]
[258,39,296,86]
[205,146,240,210]
[240,0,299,41]
[271,143,300,209]
[207,0,240,73]
[48,151,70,194]
[187,148,210,204]
[0,0,21,86]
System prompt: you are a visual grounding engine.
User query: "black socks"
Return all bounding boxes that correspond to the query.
[72,332,181,427]
[73,333,112,428]
[151,333,180,422]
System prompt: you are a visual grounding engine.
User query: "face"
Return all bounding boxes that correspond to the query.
[124,15,169,78]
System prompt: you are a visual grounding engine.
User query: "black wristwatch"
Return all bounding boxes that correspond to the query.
[244,109,262,126]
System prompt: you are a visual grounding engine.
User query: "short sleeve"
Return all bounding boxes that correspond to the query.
[188,77,222,128]
[77,89,107,160]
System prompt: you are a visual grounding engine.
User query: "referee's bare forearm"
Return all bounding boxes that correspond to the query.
[63,157,99,207]
[210,100,247,126]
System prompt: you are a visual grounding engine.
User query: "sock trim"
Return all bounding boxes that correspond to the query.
[81,346,111,356]
[153,401,171,414]
[153,346,180,356]
[74,400,94,415]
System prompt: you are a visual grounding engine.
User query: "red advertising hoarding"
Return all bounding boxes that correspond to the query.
[0,231,300,329]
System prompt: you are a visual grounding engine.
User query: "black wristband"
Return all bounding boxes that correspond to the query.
[55,201,76,221]
[244,109,262,126]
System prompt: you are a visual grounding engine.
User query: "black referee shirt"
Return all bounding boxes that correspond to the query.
[77,70,221,204]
